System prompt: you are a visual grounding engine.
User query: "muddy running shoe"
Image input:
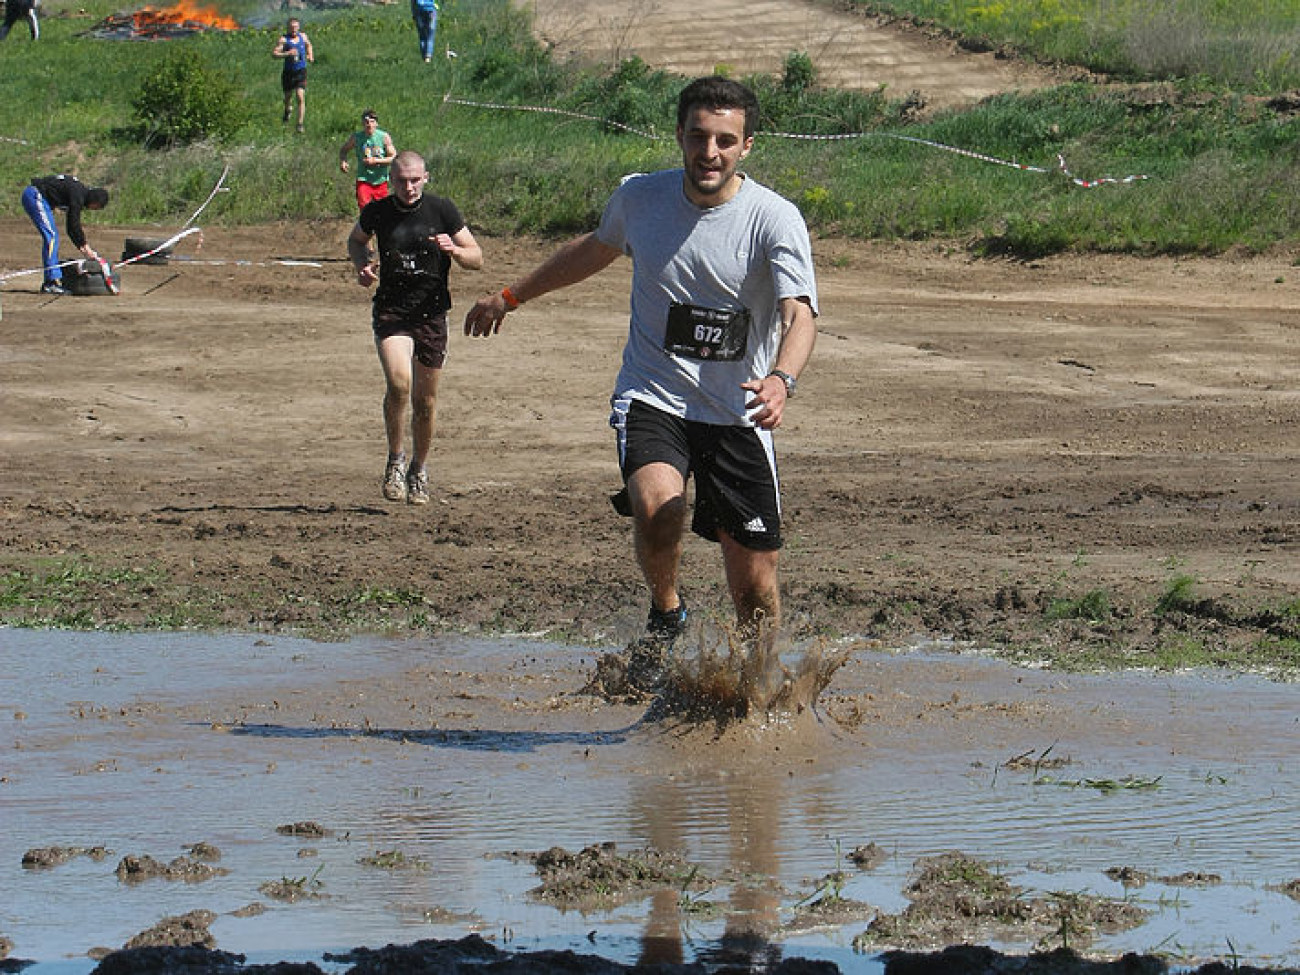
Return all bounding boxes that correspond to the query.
[625,637,671,695]
[406,468,430,506]
[382,455,408,502]
[646,601,688,643]
[40,281,67,296]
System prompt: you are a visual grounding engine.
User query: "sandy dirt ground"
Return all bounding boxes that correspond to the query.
[528,0,1066,111]
[1,217,1297,662]
[4,0,1293,661]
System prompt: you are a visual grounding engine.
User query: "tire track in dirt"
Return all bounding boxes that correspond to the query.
[527,0,1059,112]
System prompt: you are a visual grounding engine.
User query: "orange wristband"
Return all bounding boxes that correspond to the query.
[501,286,521,311]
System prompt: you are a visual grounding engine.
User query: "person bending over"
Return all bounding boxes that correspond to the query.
[21,174,109,295]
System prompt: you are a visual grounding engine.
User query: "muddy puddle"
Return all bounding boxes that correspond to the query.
[2,628,1299,972]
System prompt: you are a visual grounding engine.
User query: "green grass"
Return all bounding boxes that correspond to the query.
[0,558,227,629]
[848,0,1300,91]
[1045,588,1112,622]
[0,0,1297,255]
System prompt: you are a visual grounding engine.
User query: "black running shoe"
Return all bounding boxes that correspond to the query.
[646,601,688,640]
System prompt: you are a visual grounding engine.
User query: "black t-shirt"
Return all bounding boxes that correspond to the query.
[358,193,465,321]
[30,174,91,248]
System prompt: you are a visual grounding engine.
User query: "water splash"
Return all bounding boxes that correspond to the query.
[583,616,851,727]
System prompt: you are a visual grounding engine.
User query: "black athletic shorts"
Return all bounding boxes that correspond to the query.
[373,311,448,369]
[281,68,307,92]
[610,396,782,551]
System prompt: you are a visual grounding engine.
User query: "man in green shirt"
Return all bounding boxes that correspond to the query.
[338,109,397,211]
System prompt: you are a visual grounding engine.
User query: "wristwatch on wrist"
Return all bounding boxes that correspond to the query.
[768,369,796,397]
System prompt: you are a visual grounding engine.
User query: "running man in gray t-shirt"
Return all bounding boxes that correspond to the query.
[464,76,817,646]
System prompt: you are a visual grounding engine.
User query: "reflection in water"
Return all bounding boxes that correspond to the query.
[630,724,829,971]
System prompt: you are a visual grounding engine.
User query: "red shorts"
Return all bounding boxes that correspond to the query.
[356,180,389,211]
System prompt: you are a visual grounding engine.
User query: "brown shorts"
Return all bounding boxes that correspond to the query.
[373,311,448,369]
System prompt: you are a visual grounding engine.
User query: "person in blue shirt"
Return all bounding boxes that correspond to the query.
[272,18,314,133]
[411,0,438,62]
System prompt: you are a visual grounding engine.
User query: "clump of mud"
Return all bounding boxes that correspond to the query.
[523,842,711,911]
[125,910,218,950]
[258,872,327,903]
[855,851,1146,952]
[582,617,851,727]
[21,845,113,868]
[847,843,888,870]
[1268,878,1300,902]
[358,849,429,871]
[90,944,251,974]
[275,821,330,837]
[786,870,876,932]
[114,853,228,884]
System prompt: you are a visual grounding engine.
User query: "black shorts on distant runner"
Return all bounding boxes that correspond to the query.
[610,396,782,551]
[281,68,307,92]
[373,311,448,369]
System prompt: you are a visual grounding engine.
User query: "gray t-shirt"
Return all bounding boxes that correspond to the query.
[596,169,818,427]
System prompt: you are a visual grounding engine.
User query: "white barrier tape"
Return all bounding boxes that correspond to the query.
[0,255,96,283]
[116,226,203,268]
[170,256,323,268]
[444,94,1149,188]
[0,135,31,145]
[182,164,230,231]
[442,94,663,140]
[0,164,228,287]
[0,226,203,284]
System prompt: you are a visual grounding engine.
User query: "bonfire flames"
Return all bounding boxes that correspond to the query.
[90,0,238,39]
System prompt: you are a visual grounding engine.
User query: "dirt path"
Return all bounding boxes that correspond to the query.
[1,219,1297,662]
[527,0,1062,110]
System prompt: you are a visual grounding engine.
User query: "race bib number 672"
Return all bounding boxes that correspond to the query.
[663,302,750,361]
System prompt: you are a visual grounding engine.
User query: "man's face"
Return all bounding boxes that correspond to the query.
[390,162,427,206]
[676,106,752,206]
[287,19,300,35]
[362,117,378,136]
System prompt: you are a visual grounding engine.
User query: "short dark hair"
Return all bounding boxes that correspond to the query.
[676,76,760,140]
[362,109,377,121]
[87,188,109,209]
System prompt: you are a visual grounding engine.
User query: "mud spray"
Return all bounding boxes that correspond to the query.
[583,616,851,728]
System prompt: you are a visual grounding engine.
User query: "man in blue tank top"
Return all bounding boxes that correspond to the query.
[273,18,313,133]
